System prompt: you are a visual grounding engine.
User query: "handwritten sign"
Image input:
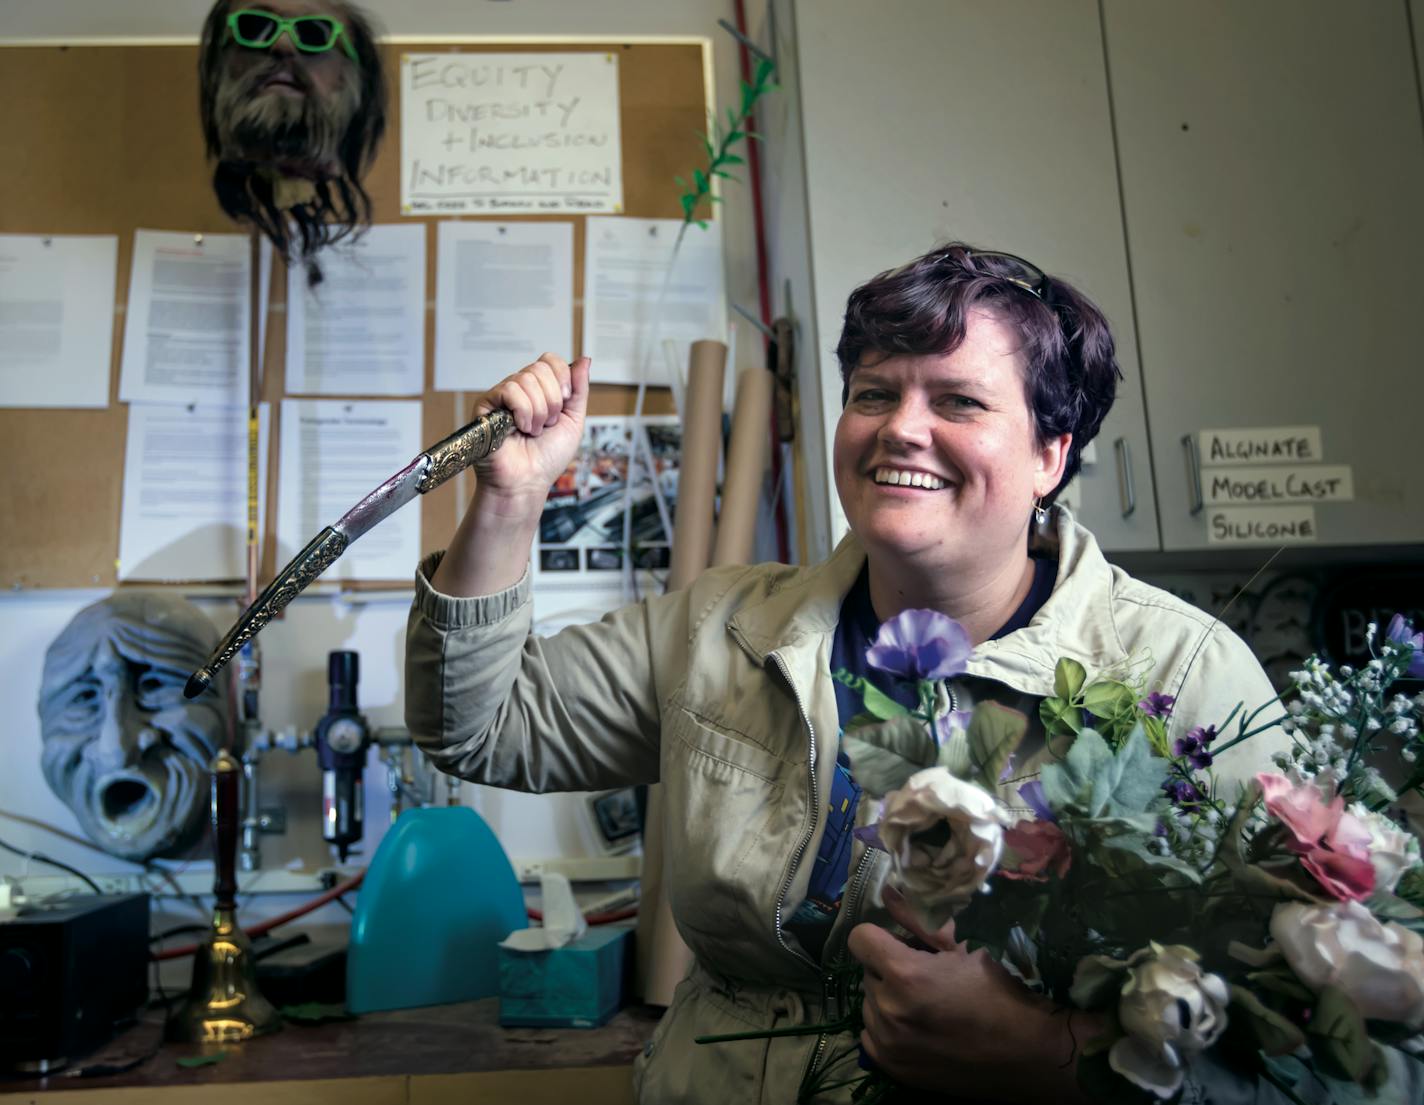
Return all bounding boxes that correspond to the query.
[1203,464,1354,506]
[1198,426,1323,466]
[1207,505,1318,546]
[400,53,623,215]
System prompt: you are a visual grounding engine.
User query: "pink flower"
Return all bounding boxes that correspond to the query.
[1000,819,1072,882]
[1256,773,1376,902]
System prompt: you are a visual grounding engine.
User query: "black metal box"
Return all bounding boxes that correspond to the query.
[0,893,149,1072]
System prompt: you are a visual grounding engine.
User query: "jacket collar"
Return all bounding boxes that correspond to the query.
[727,532,865,667]
[728,507,1130,698]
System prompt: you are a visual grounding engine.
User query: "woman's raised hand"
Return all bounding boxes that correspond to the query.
[429,353,590,597]
[473,353,590,502]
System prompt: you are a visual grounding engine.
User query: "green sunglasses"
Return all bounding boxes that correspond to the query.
[226,9,359,63]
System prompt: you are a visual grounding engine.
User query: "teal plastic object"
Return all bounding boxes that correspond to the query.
[499,925,632,1028]
[346,805,526,1013]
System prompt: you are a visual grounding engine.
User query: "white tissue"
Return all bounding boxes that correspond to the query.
[499,872,588,952]
[0,879,22,922]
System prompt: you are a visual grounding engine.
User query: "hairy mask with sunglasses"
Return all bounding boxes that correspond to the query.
[198,0,387,284]
[37,594,230,862]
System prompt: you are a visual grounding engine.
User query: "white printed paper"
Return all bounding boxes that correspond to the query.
[1207,505,1318,546]
[1199,426,1323,466]
[582,217,725,386]
[0,234,118,409]
[286,224,426,396]
[1202,465,1354,506]
[401,52,623,215]
[276,399,422,580]
[117,403,270,581]
[434,221,574,391]
[120,231,251,406]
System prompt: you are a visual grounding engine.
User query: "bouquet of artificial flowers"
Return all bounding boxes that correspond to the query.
[790,611,1423,1103]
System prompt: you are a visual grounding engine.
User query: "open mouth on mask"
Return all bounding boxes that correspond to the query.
[79,755,206,859]
[99,773,158,827]
[95,771,162,836]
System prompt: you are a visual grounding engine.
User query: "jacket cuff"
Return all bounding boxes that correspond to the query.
[413,551,531,629]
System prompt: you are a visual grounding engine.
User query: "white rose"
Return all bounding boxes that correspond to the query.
[876,767,1011,925]
[1347,803,1421,894]
[1107,944,1231,1099]
[1271,900,1424,1028]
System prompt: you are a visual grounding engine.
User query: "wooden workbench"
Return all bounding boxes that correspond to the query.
[0,999,659,1104]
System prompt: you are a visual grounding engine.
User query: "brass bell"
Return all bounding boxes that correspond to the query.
[167,751,281,1043]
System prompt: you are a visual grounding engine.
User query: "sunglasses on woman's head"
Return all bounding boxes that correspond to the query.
[226,9,359,63]
[961,249,1052,303]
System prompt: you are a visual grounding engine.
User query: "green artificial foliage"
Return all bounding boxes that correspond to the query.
[674,57,777,228]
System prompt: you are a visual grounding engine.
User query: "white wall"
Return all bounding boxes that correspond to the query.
[0,0,776,915]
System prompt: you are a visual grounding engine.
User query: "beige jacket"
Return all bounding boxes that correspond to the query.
[405,508,1285,1104]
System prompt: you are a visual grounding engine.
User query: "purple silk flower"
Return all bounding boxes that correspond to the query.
[1162,776,1204,808]
[1173,725,1217,770]
[1018,780,1055,823]
[1386,614,1424,679]
[866,609,972,682]
[1139,692,1176,719]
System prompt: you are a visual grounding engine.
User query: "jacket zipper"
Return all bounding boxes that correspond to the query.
[803,845,877,1091]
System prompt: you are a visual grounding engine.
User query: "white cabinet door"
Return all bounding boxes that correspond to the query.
[1104,0,1424,550]
[791,0,1161,552]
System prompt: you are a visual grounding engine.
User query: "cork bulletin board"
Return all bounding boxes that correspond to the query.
[0,39,702,589]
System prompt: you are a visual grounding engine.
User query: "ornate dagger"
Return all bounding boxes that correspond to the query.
[184,408,515,699]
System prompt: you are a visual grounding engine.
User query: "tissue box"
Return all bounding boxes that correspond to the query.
[498,925,631,1028]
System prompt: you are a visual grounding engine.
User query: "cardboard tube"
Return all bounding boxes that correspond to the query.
[664,339,726,591]
[636,340,726,1006]
[711,365,773,567]
[633,784,692,1005]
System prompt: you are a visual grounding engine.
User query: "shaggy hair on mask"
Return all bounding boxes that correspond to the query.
[198,0,387,284]
[836,243,1123,505]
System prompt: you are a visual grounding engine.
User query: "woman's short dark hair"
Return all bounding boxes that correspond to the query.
[835,243,1123,504]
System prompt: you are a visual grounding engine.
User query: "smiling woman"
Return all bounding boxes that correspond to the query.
[401,245,1290,1104]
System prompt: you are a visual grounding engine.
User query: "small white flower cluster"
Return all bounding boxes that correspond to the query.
[1276,643,1424,782]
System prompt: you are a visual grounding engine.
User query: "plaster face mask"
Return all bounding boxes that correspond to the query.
[38,594,230,862]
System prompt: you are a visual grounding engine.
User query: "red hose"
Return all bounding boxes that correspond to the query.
[153,871,366,961]
[152,872,635,960]
[526,905,638,926]
[734,0,791,564]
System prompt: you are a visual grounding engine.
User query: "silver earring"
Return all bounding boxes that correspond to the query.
[1032,497,1048,526]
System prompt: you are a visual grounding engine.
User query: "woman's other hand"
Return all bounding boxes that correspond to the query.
[847,886,1097,1103]
[474,353,591,503]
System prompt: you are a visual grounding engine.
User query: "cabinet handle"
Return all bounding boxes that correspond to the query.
[1114,437,1136,518]
[1182,433,1204,515]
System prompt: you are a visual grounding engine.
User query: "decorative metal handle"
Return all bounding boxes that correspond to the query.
[1114,437,1136,518]
[212,750,241,911]
[1182,433,1204,515]
[418,409,516,492]
[185,527,348,698]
